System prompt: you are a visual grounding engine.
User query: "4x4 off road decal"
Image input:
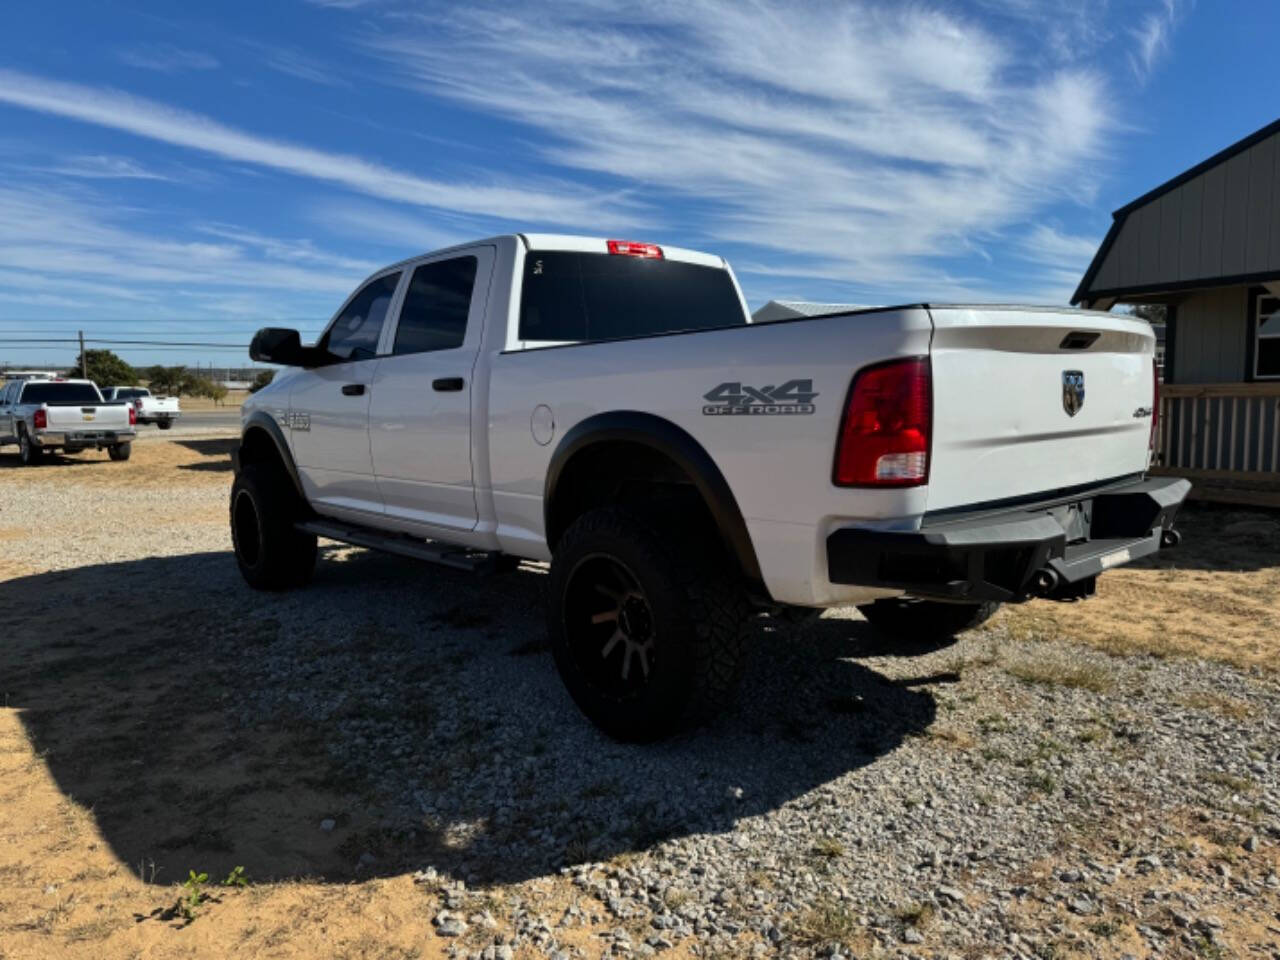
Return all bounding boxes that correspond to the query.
[702,379,818,415]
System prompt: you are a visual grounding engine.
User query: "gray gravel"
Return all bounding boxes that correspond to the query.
[3,465,1278,959]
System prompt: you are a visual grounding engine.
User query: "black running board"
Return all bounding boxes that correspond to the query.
[296,519,501,574]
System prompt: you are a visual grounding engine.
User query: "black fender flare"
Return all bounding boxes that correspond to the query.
[544,411,762,583]
[235,410,305,500]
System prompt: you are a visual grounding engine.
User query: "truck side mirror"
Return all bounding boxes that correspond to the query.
[249,328,328,367]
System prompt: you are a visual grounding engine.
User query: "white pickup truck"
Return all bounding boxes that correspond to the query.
[0,378,137,464]
[102,386,181,429]
[232,234,1188,740]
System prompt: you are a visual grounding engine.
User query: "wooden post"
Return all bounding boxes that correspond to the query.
[79,330,87,378]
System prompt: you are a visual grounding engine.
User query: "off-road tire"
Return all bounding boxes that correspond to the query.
[857,597,1000,641]
[17,430,43,466]
[230,462,317,590]
[108,442,132,461]
[547,506,749,742]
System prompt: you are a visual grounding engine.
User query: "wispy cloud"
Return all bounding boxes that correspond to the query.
[0,68,637,227]
[1130,0,1183,82]
[117,43,220,73]
[0,182,369,327]
[46,154,169,181]
[246,42,347,87]
[364,0,1115,301]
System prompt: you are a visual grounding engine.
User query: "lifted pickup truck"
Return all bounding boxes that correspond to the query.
[1,378,137,464]
[102,386,180,429]
[232,234,1188,740]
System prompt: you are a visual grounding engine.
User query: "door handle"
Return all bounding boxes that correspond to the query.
[341,384,365,396]
[432,377,465,392]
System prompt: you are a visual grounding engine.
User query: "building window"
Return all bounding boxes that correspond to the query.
[1256,293,1280,380]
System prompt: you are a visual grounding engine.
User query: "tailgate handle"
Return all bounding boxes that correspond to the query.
[1060,331,1100,350]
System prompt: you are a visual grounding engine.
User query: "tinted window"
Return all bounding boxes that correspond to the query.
[21,382,103,404]
[114,388,146,399]
[321,272,401,361]
[518,252,746,343]
[393,257,478,355]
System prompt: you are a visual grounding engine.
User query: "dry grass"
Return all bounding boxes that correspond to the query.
[789,898,867,952]
[982,507,1280,673]
[1004,655,1114,693]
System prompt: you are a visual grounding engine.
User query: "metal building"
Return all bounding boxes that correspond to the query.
[1072,118,1280,505]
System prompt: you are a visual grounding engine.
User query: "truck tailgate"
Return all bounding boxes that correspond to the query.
[44,403,131,430]
[926,306,1155,512]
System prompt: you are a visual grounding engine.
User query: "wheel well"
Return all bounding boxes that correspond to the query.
[546,439,761,586]
[238,426,284,471]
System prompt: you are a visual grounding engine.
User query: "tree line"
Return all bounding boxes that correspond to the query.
[71,349,274,403]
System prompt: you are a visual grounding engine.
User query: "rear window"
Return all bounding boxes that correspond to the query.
[20,382,103,404]
[518,252,746,343]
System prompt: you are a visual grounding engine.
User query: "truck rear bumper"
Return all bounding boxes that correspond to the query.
[826,476,1190,603]
[34,429,136,447]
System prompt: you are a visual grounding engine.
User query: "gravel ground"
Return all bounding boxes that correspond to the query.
[2,442,1278,960]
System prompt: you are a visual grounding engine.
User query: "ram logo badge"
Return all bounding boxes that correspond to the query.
[703,379,818,415]
[1062,370,1085,417]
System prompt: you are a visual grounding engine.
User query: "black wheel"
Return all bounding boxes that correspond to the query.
[857,597,1000,641]
[17,430,43,466]
[230,463,317,590]
[547,507,748,741]
[157,420,172,430]
[108,442,132,461]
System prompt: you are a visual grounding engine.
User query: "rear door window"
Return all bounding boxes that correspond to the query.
[518,252,746,343]
[320,272,401,361]
[392,256,478,355]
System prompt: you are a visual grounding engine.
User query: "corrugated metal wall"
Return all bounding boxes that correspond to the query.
[1172,286,1250,382]
[1089,129,1280,295]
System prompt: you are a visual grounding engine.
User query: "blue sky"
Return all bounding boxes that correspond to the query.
[0,0,1275,367]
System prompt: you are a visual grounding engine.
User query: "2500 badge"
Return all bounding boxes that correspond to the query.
[702,379,818,415]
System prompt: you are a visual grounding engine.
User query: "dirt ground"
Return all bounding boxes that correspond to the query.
[0,439,1276,960]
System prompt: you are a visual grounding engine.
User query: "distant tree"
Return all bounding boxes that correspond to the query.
[145,366,193,396]
[248,369,276,393]
[1129,303,1168,325]
[71,349,137,387]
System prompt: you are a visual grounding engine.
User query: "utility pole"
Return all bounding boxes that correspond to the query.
[79,330,87,378]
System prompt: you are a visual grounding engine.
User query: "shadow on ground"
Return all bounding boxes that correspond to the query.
[2,547,937,889]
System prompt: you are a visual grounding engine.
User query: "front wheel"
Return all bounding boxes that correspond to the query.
[547,507,748,742]
[230,463,317,590]
[857,597,1000,641]
[108,442,132,461]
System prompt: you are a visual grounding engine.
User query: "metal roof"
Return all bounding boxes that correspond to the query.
[1072,118,1280,306]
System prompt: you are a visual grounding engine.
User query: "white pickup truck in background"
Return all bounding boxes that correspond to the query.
[0,378,137,464]
[102,386,180,429]
[231,234,1188,740]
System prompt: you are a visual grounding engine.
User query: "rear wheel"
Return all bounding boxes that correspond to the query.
[18,431,43,466]
[230,463,317,590]
[157,420,172,430]
[108,442,132,461]
[857,597,1000,641]
[547,507,748,741]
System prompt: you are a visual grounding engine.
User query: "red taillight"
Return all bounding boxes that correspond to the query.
[1150,358,1160,455]
[129,405,138,426]
[607,239,663,259]
[834,357,932,487]
[33,409,47,429]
